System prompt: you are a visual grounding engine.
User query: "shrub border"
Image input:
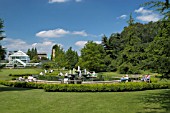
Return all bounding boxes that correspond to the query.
[0,80,170,92]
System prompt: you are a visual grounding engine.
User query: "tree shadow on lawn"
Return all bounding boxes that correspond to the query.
[0,85,33,92]
[136,89,170,113]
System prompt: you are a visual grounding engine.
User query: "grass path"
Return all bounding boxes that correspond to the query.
[0,85,170,113]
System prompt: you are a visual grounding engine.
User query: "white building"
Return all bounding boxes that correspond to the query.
[4,50,39,68]
[9,50,30,64]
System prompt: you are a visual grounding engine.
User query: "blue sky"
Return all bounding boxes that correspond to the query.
[0,0,163,57]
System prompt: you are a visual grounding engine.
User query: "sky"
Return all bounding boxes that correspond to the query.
[0,0,163,57]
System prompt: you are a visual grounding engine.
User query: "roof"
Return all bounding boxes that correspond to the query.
[10,50,29,57]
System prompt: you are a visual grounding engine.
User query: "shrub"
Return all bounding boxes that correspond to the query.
[9,74,33,77]
[1,80,170,92]
[11,78,17,80]
[0,80,45,89]
[43,82,170,92]
[37,75,62,81]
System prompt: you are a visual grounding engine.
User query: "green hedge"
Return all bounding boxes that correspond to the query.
[37,75,62,81]
[0,80,170,92]
[0,80,45,89]
[9,74,33,77]
[43,82,170,92]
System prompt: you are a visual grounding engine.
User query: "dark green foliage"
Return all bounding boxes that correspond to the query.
[0,80,45,89]
[9,74,33,77]
[42,62,58,69]
[118,63,140,74]
[27,47,38,61]
[77,41,106,72]
[145,18,170,77]
[65,47,79,69]
[100,18,168,75]
[0,19,6,62]
[127,13,135,26]
[0,80,170,92]
[37,75,61,81]
[51,44,66,68]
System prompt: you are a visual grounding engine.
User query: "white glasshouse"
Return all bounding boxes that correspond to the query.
[4,50,39,68]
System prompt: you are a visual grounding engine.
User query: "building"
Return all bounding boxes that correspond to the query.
[37,53,47,59]
[3,50,39,68]
[9,50,30,64]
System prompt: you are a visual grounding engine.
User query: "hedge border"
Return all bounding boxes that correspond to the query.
[0,80,170,92]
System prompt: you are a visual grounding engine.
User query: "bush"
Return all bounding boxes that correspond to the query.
[11,78,17,80]
[1,80,170,92]
[9,74,33,77]
[43,82,170,92]
[37,75,62,81]
[0,80,45,89]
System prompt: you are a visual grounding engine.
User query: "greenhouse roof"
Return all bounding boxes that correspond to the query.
[10,50,29,57]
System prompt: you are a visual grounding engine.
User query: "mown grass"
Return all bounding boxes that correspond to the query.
[0,85,170,113]
[0,68,160,81]
[0,69,169,113]
[0,68,42,80]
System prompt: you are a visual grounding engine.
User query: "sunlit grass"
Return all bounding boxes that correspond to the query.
[0,85,169,113]
[0,68,42,80]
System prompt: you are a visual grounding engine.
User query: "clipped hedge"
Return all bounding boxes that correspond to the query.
[43,82,170,92]
[0,80,170,92]
[0,80,45,89]
[37,75,62,81]
[9,74,33,77]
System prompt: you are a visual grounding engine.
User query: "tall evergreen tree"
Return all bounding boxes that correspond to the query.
[143,0,170,77]
[146,17,170,77]
[27,47,38,60]
[0,19,6,61]
[127,13,135,26]
[65,47,79,69]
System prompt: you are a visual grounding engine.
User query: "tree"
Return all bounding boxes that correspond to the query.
[143,0,170,77]
[144,0,170,19]
[0,19,6,62]
[127,13,135,26]
[27,47,38,60]
[65,47,79,69]
[51,44,66,68]
[77,41,106,72]
[146,17,170,77]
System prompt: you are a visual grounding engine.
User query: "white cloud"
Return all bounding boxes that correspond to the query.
[117,15,127,19]
[75,41,87,48]
[135,7,152,14]
[3,38,30,50]
[49,0,69,3]
[75,41,101,48]
[48,0,82,3]
[136,14,160,22]
[32,41,57,53]
[135,7,161,22]
[94,41,102,44]
[36,28,97,38]
[75,0,82,2]
[36,29,70,38]
[2,38,57,56]
[72,30,88,36]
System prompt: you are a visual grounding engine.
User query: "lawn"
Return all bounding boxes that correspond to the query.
[0,85,170,113]
[0,69,169,113]
[0,68,42,80]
